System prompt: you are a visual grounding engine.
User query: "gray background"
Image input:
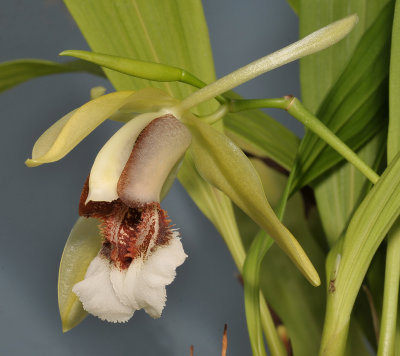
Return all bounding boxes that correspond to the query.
[0,1,300,355]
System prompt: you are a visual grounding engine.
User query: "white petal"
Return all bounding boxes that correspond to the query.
[110,235,187,319]
[109,260,140,310]
[72,255,134,323]
[141,234,187,288]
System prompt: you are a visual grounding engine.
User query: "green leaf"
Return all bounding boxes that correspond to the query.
[0,59,104,93]
[243,230,277,356]
[320,152,400,355]
[224,111,299,171]
[185,114,320,286]
[63,0,217,114]
[220,91,299,171]
[388,0,400,162]
[314,131,386,246]
[299,0,390,113]
[58,217,102,332]
[236,159,326,356]
[377,2,400,354]
[287,0,299,15]
[292,2,393,190]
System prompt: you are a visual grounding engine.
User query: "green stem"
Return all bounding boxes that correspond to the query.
[379,0,400,353]
[199,104,229,124]
[378,220,400,356]
[243,169,295,356]
[209,185,286,356]
[229,97,379,185]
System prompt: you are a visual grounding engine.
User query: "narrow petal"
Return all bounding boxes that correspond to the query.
[25,91,135,167]
[117,115,192,207]
[26,88,177,167]
[73,255,134,323]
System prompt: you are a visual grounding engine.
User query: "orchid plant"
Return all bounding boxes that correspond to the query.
[2,0,400,356]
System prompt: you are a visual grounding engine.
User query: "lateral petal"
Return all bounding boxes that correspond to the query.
[26,88,177,167]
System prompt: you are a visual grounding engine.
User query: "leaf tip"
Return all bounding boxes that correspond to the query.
[59,50,80,58]
[309,271,321,287]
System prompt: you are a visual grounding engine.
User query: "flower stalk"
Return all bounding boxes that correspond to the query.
[229,97,379,184]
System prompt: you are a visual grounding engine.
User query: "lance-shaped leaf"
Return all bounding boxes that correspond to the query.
[320,152,400,355]
[0,59,104,94]
[287,0,299,15]
[292,2,393,191]
[388,1,400,162]
[25,88,176,167]
[63,0,216,105]
[224,111,299,172]
[299,0,390,113]
[184,114,320,286]
[238,159,325,356]
[314,131,386,247]
[223,91,299,171]
[377,2,400,354]
[58,217,102,332]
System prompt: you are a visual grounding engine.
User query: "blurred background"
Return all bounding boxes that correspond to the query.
[0,1,300,355]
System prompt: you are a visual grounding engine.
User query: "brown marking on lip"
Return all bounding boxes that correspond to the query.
[100,203,174,269]
[79,175,174,269]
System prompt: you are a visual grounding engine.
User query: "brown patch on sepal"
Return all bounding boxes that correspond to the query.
[79,176,115,218]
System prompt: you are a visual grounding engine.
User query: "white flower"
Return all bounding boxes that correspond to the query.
[72,111,191,322]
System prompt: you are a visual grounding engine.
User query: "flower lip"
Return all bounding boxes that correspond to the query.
[75,183,188,322]
[73,234,187,322]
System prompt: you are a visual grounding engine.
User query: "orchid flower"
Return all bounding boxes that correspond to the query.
[26,15,357,331]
